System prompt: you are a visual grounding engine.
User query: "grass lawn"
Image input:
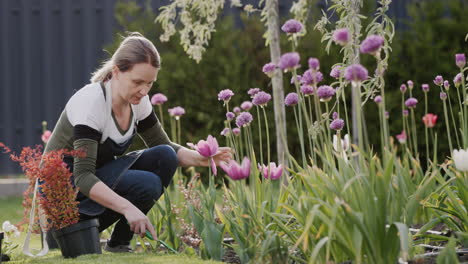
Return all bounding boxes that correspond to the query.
[0,197,221,264]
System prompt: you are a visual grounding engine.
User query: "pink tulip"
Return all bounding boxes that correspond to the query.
[258,162,283,180]
[220,157,250,180]
[41,130,52,143]
[187,135,219,175]
[422,113,438,128]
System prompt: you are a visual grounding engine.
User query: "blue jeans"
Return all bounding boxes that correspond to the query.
[80,145,178,246]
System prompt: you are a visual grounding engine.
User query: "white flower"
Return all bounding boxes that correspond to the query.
[333,134,350,162]
[452,149,468,171]
[2,220,14,232]
[14,230,20,237]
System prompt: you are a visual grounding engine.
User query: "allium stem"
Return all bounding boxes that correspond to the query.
[177,119,181,145]
[158,105,165,129]
[256,106,263,165]
[462,71,467,148]
[410,109,418,158]
[307,97,316,162]
[402,94,411,154]
[225,103,238,161]
[424,93,429,167]
[442,100,453,152]
[262,107,271,165]
[293,107,306,167]
[447,95,461,148]
[352,82,364,153]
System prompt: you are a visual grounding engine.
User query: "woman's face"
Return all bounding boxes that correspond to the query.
[113,63,158,105]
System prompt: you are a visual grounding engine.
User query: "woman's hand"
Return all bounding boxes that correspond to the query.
[199,147,233,167]
[123,205,157,239]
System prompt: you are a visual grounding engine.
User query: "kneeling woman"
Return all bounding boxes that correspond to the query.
[43,32,232,252]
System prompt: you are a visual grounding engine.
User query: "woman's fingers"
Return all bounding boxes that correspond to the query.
[146,220,157,240]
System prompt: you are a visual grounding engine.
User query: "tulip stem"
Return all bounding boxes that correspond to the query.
[442,99,453,152]
[158,105,164,129]
[424,93,429,168]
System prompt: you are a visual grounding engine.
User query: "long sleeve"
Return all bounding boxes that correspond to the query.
[137,111,181,153]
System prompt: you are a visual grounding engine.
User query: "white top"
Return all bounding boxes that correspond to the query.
[65,82,152,144]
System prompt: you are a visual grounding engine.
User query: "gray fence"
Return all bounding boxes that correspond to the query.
[0,0,408,175]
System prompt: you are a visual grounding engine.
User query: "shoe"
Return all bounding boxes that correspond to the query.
[104,241,133,253]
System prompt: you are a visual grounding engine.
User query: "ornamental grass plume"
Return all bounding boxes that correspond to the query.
[308,58,320,71]
[422,113,438,128]
[248,88,261,98]
[316,85,336,102]
[452,148,468,171]
[218,89,234,102]
[301,70,323,85]
[41,130,52,144]
[151,93,168,105]
[281,19,303,34]
[456,53,466,68]
[187,135,219,175]
[333,28,350,46]
[360,35,384,55]
[252,91,272,107]
[300,85,314,96]
[285,92,299,106]
[344,64,368,82]
[278,52,300,72]
[405,98,418,108]
[258,162,283,180]
[220,157,250,180]
[235,112,253,127]
[262,63,276,78]
[241,101,253,111]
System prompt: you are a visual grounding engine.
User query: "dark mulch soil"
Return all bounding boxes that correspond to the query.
[221,247,241,263]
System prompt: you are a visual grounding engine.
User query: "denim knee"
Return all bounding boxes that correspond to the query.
[134,171,163,203]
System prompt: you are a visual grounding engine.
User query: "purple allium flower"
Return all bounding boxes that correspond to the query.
[232,128,241,136]
[168,106,185,118]
[285,92,299,106]
[454,73,463,87]
[248,88,261,98]
[226,112,235,121]
[151,93,168,105]
[218,89,234,102]
[241,101,253,111]
[374,95,382,104]
[433,75,443,86]
[262,62,276,78]
[316,85,336,102]
[385,111,389,119]
[236,112,253,127]
[405,98,418,108]
[407,80,414,90]
[360,35,384,55]
[300,85,314,96]
[403,109,409,116]
[344,64,368,82]
[440,92,447,100]
[456,53,466,68]
[443,80,450,90]
[221,128,230,136]
[308,58,320,71]
[330,66,342,79]
[333,28,350,46]
[301,70,323,85]
[233,107,241,114]
[281,19,303,34]
[422,84,429,92]
[220,157,251,181]
[330,118,345,130]
[278,52,300,72]
[400,84,407,93]
[252,91,272,107]
[332,112,338,119]
[291,75,302,84]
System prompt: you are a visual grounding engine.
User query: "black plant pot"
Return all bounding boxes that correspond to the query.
[45,229,59,249]
[52,219,102,258]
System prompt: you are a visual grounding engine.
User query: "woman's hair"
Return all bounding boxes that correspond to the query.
[90,32,160,83]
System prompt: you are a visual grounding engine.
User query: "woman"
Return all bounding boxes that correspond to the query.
[43,32,232,252]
